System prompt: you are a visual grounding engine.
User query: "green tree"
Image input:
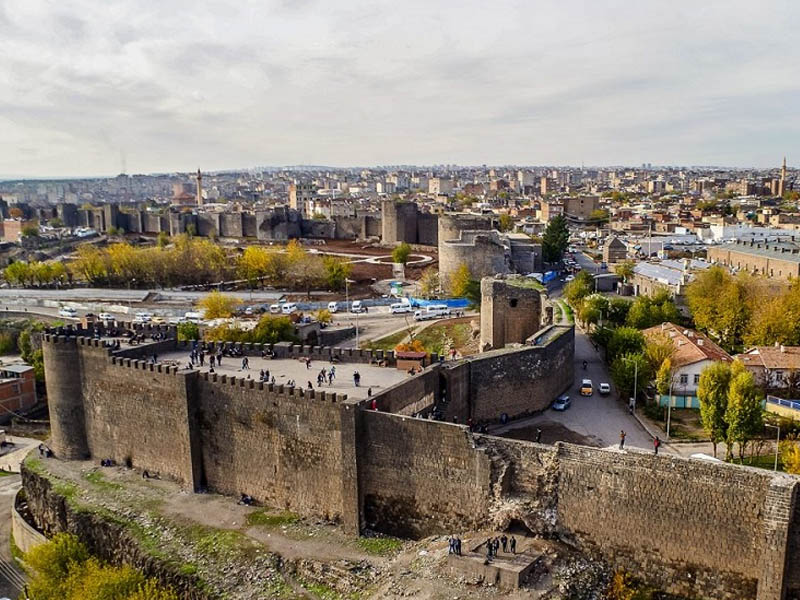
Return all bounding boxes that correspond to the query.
[564,273,593,307]
[21,224,40,238]
[607,327,645,362]
[541,214,569,263]
[610,352,651,400]
[4,261,31,286]
[613,260,635,283]
[698,361,732,459]
[687,266,758,352]
[198,291,240,319]
[497,214,514,232]
[607,297,631,326]
[176,322,200,341]
[322,256,352,291]
[725,363,763,461]
[392,242,412,265]
[625,290,681,329]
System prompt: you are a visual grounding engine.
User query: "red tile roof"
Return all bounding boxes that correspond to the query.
[643,322,732,368]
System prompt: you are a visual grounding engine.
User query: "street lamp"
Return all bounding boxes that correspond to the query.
[764,423,781,471]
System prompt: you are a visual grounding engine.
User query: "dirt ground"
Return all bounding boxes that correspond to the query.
[27,455,610,600]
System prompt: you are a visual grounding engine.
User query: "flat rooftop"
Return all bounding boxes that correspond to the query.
[157,349,411,399]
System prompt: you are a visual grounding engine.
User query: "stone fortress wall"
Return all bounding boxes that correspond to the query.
[38,323,800,599]
[479,276,547,351]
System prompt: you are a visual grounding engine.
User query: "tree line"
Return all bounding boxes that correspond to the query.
[4,237,352,293]
[687,265,800,353]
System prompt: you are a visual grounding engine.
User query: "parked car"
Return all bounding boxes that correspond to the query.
[580,379,593,396]
[58,306,77,318]
[327,301,339,313]
[98,312,114,321]
[350,300,366,313]
[552,394,571,411]
[599,382,611,395]
[133,312,152,323]
[151,316,167,325]
[281,302,298,315]
[269,303,281,314]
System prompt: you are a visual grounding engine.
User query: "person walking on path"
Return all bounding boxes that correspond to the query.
[619,430,626,450]
[510,536,517,554]
[653,436,661,455]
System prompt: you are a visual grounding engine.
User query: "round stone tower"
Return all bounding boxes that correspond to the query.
[42,334,89,459]
[437,213,494,246]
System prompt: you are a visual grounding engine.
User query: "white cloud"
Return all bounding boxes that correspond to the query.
[0,0,798,176]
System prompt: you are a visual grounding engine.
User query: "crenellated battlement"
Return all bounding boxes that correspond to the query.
[176,339,441,365]
[109,356,184,375]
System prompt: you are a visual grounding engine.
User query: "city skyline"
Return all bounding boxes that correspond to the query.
[2,0,799,177]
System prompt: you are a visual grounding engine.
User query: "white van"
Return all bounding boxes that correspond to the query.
[413,304,451,321]
[390,302,412,314]
[350,300,366,313]
[327,301,339,313]
[281,302,298,314]
[184,311,203,323]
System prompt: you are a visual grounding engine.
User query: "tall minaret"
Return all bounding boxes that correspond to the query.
[779,157,787,197]
[196,168,203,207]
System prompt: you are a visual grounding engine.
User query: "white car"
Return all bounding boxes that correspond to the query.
[133,312,152,323]
[98,312,114,321]
[58,307,77,318]
[327,301,339,313]
[350,300,366,313]
[390,302,412,314]
[269,303,281,314]
[564,275,575,282]
[281,302,298,314]
[599,382,611,395]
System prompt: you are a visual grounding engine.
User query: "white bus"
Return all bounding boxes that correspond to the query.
[413,304,451,321]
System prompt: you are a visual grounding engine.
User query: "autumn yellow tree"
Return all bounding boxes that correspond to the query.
[449,262,472,297]
[198,291,241,319]
[238,246,273,288]
[70,244,110,284]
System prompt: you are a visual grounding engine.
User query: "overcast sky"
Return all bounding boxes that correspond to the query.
[2,0,799,177]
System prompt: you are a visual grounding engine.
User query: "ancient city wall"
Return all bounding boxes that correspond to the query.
[552,443,796,600]
[442,326,574,422]
[39,326,800,599]
[83,351,199,486]
[357,411,491,538]
[194,374,359,529]
[370,366,440,415]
